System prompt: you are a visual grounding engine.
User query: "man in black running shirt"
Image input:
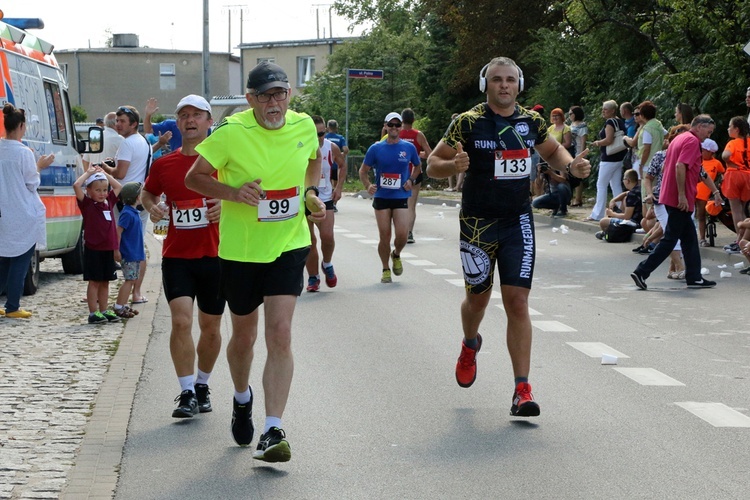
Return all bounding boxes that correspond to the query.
[427,57,591,417]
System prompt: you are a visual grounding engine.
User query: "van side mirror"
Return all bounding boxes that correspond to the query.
[87,127,103,154]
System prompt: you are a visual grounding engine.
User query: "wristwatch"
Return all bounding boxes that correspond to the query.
[304,185,319,197]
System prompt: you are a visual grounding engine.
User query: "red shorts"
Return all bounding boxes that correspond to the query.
[721,169,750,201]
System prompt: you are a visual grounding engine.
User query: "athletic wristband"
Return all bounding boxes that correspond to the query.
[304,185,319,197]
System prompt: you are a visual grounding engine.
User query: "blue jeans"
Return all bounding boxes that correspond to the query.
[635,206,701,282]
[532,182,572,214]
[0,244,35,313]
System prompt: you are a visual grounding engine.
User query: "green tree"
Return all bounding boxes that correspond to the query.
[71,105,88,123]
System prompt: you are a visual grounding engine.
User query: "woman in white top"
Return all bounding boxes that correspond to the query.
[0,103,47,319]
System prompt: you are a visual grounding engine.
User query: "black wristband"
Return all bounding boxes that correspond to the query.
[304,185,319,197]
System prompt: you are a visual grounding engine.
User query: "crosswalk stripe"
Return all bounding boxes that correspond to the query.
[567,342,630,358]
[675,402,750,427]
[613,368,685,386]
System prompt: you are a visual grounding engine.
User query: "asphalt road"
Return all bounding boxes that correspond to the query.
[115,195,750,500]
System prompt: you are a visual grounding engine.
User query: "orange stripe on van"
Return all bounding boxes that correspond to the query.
[41,195,81,219]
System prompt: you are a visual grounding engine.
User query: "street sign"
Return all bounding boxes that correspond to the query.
[347,69,384,79]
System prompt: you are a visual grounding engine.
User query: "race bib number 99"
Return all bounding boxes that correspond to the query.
[172,199,209,229]
[494,149,531,179]
[257,187,300,222]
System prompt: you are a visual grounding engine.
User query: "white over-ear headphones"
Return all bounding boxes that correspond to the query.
[478,62,524,93]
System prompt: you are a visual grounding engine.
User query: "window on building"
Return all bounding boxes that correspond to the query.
[160,63,176,90]
[160,63,176,76]
[43,81,67,144]
[257,57,275,64]
[297,56,315,87]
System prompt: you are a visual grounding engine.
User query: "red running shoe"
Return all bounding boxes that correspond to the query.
[322,264,337,288]
[510,382,540,417]
[306,276,320,292]
[455,334,482,387]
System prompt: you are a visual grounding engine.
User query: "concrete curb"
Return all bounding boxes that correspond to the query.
[60,233,163,500]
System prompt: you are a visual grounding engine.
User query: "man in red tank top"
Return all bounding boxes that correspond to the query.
[399,108,432,244]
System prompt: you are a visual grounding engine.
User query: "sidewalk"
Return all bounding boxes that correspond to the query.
[58,233,163,500]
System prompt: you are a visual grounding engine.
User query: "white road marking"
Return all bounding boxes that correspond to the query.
[343,233,366,239]
[531,321,577,332]
[675,402,750,427]
[359,239,379,244]
[399,252,417,258]
[613,368,685,386]
[567,342,630,359]
[425,269,457,275]
[446,279,465,287]
[415,237,444,241]
[333,227,349,233]
[404,260,436,266]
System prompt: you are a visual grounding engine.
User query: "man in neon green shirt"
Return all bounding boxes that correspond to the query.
[185,61,325,463]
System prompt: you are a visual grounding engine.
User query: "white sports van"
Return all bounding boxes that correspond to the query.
[0,17,102,294]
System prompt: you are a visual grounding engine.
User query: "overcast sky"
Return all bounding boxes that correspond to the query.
[8,1,363,53]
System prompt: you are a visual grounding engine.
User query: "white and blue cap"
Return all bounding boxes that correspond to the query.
[84,172,107,187]
[175,94,212,115]
[701,138,718,152]
[384,112,402,123]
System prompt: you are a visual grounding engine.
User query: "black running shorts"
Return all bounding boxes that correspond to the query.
[372,197,409,210]
[162,256,226,315]
[219,247,310,316]
[83,248,117,282]
[459,209,535,293]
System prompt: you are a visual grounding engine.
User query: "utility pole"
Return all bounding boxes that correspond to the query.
[203,0,210,99]
[223,4,248,93]
[312,4,332,39]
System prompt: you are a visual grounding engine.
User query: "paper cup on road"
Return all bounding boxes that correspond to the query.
[550,239,558,246]
[552,227,559,233]
[601,353,618,365]
[718,264,727,269]
[701,267,710,275]
[734,262,745,269]
[720,271,732,278]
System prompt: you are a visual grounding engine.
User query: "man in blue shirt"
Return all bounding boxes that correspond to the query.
[144,97,182,152]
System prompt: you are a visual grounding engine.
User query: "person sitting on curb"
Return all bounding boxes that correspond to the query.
[595,169,642,241]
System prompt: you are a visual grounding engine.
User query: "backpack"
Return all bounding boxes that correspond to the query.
[604,222,636,243]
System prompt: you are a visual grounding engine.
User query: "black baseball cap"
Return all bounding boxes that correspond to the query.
[246,61,290,93]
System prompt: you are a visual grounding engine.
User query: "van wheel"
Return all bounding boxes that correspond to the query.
[23,250,40,296]
[61,230,84,274]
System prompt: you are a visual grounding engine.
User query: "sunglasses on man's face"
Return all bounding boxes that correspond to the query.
[386,122,402,128]
[317,131,326,137]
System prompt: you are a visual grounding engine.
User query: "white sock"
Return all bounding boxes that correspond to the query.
[234,388,251,405]
[114,303,125,310]
[178,375,195,393]
[264,416,282,433]
[322,261,332,268]
[195,369,211,386]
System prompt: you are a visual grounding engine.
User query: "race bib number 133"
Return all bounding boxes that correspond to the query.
[494,149,531,179]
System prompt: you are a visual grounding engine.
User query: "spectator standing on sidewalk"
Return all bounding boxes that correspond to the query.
[631,115,720,290]
[0,104,46,319]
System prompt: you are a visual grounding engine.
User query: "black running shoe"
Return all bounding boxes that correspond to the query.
[630,272,647,290]
[687,278,716,289]
[172,390,198,418]
[195,383,212,413]
[231,388,254,446]
[253,427,291,463]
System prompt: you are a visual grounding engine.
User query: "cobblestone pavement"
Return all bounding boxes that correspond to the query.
[0,258,129,500]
